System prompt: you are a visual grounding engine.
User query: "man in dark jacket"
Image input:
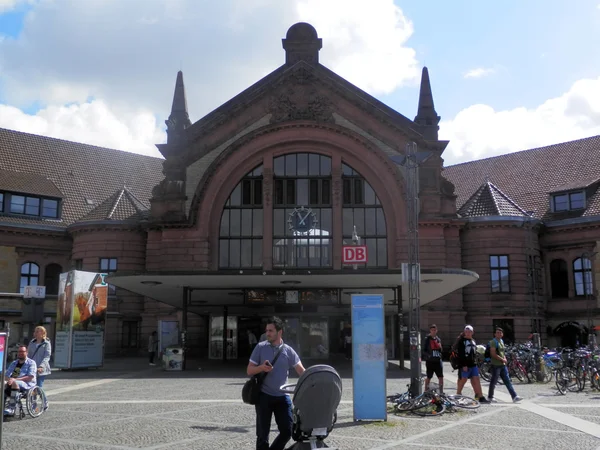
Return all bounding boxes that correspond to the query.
[455,325,489,403]
[422,324,444,393]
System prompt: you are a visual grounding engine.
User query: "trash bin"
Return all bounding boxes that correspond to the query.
[163,346,184,371]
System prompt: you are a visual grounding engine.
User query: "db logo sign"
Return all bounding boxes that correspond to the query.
[342,245,368,264]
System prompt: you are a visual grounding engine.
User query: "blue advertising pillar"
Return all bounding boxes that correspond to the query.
[351,294,387,421]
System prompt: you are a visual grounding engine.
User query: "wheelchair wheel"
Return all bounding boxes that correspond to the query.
[26,386,45,418]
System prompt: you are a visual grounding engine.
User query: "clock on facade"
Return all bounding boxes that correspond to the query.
[287,206,318,233]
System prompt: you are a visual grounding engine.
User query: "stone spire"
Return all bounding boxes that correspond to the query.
[282,22,322,65]
[165,71,191,144]
[414,67,440,140]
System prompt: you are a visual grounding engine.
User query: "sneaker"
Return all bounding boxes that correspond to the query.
[488,397,498,403]
[513,396,523,403]
[478,397,490,404]
[3,408,14,416]
[149,363,156,366]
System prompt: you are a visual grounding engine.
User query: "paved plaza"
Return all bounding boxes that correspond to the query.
[4,358,600,449]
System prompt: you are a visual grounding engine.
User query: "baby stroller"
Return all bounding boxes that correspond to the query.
[280,365,342,449]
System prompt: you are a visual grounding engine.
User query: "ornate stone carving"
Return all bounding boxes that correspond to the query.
[263,168,273,208]
[268,66,333,124]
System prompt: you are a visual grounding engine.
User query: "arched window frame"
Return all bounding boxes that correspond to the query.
[549,259,569,298]
[44,263,63,296]
[19,262,39,293]
[341,163,387,268]
[219,165,264,269]
[573,257,593,296]
[272,153,333,268]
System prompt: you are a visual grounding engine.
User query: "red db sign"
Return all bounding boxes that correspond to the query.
[342,246,368,264]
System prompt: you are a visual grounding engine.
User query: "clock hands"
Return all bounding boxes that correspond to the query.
[298,210,312,226]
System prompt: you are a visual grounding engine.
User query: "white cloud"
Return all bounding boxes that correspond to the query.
[0,100,165,157]
[0,0,418,154]
[0,0,25,13]
[463,67,495,79]
[296,0,419,94]
[440,76,600,165]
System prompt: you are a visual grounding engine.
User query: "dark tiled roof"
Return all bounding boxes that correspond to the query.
[0,168,64,198]
[458,181,529,218]
[0,128,164,227]
[75,187,149,224]
[443,135,600,220]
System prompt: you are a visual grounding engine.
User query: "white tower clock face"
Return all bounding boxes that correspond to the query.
[287,206,318,233]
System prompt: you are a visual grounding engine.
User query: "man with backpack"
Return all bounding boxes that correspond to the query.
[487,327,523,403]
[422,324,444,393]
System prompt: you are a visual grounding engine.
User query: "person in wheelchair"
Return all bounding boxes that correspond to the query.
[4,345,37,417]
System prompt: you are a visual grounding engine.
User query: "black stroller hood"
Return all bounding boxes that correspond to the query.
[292,365,342,432]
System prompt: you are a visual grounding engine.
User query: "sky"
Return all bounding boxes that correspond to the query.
[0,0,599,166]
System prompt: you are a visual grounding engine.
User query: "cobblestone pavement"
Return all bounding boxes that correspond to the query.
[3,359,600,449]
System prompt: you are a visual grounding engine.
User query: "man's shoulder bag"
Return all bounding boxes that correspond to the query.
[242,345,284,405]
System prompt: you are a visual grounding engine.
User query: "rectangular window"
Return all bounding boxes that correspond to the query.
[74,259,83,270]
[569,191,585,209]
[10,195,25,214]
[42,199,59,218]
[490,255,510,293]
[553,191,585,211]
[321,179,331,205]
[0,192,3,212]
[100,258,118,295]
[25,196,40,215]
[274,180,284,205]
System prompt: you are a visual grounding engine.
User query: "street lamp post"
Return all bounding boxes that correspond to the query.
[582,251,598,348]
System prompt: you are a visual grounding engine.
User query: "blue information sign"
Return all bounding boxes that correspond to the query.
[351,294,387,421]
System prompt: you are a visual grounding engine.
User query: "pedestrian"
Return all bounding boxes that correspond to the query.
[27,326,51,388]
[342,323,352,360]
[422,324,443,393]
[455,325,489,403]
[247,316,305,450]
[488,327,523,403]
[148,331,158,366]
[248,329,258,354]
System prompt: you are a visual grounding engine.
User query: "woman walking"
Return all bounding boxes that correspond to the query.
[27,325,51,410]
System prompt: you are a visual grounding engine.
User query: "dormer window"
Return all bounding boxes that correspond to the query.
[0,191,61,219]
[552,191,585,212]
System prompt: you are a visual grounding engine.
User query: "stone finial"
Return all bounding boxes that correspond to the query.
[282,22,322,65]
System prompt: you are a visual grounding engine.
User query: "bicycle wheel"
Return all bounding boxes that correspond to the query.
[411,402,446,417]
[511,364,527,383]
[446,395,480,409]
[26,386,44,418]
[479,361,492,382]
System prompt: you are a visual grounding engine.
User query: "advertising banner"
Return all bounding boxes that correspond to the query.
[55,270,108,369]
[351,294,387,421]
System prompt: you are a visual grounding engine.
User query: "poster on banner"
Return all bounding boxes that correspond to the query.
[55,270,108,369]
[351,294,387,422]
[0,333,6,372]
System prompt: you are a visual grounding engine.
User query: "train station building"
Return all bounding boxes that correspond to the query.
[0,23,598,358]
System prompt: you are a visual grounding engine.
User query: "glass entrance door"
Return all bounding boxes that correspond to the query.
[209,316,238,360]
[300,318,329,359]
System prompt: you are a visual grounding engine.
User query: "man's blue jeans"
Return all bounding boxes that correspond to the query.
[488,365,517,400]
[255,392,293,450]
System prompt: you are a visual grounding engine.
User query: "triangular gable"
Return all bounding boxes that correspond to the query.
[183,61,428,164]
[74,187,148,224]
[458,181,529,218]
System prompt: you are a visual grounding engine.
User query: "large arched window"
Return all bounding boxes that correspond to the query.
[273,153,332,268]
[44,263,63,295]
[342,163,387,267]
[550,259,568,298]
[573,257,593,296]
[219,165,263,268]
[19,262,39,293]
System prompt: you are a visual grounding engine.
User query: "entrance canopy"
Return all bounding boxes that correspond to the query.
[107,268,478,314]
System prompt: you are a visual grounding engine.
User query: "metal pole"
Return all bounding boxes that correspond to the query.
[397,286,404,369]
[0,324,11,448]
[404,141,422,397]
[181,287,189,371]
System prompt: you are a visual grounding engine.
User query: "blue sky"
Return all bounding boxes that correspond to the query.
[0,0,599,165]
